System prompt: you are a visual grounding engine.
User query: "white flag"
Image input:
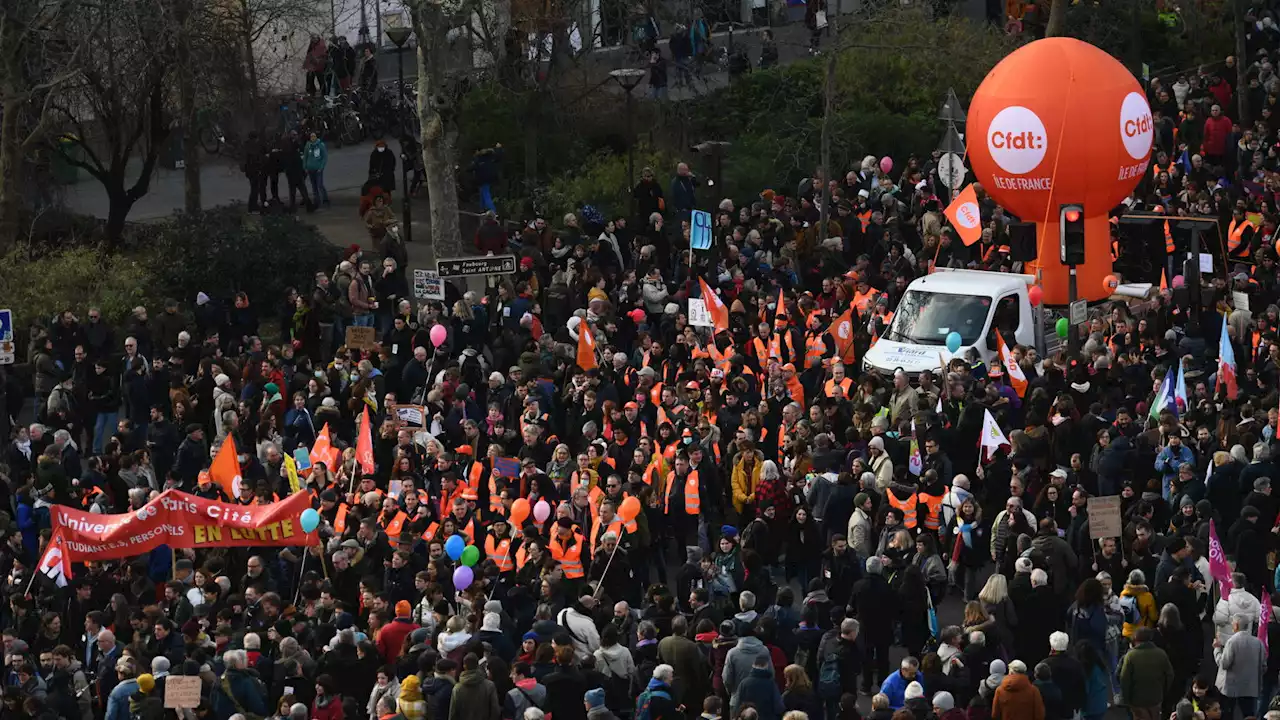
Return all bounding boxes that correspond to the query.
[979,409,1010,463]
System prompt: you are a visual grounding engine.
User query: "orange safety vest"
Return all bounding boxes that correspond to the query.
[804,331,828,369]
[664,470,701,515]
[451,516,477,544]
[1163,220,1175,255]
[549,534,586,578]
[485,535,515,573]
[590,518,625,553]
[785,376,805,407]
[515,545,529,569]
[333,504,350,534]
[887,490,918,529]
[752,337,773,367]
[1229,219,1256,258]
[380,511,409,543]
[857,210,871,231]
[769,332,797,365]
[825,377,854,398]
[853,288,879,314]
[421,521,440,542]
[570,469,598,495]
[917,493,944,531]
[650,382,664,406]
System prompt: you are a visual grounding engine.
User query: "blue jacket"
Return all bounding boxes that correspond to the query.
[879,670,923,710]
[105,679,139,720]
[210,668,268,720]
[303,139,328,172]
[732,667,785,720]
[1081,664,1110,717]
[1154,444,1194,484]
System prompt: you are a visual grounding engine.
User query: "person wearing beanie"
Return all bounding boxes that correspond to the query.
[583,687,618,720]
[129,672,163,720]
[377,600,422,662]
[980,659,1007,700]
[902,680,931,719]
[932,690,962,719]
[397,674,427,720]
[478,612,516,663]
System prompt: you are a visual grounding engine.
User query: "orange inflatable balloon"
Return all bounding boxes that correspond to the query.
[967,38,1150,304]
[618,496,641,523]
[968,38,1151,221]
[1103,274,1119,293]
[510,497,531,526]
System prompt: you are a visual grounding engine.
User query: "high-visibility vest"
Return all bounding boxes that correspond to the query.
[485,535,515,573]
[918,493,944,531]
[452,516,477,544]
[664,470,701,515]
[887,490,918,529]
[825,377,854,398]
[752,337,773,367]
[333,504,350,534]
[769,332,797,365]
[515,545,529,569]
[549,534,585,578]
[421,521,440,542]
[804,331,828,369]
[590,518,625,553]
[853,288,879,314]
[785,376,805,407]
[1163,220,1175,255]
[649,382,664,406]
[777,423,791,457]
[380,511,409,543]
[857,210,871,231]
[1229,219,1256,257]
[570,469,598,495]
[1151,162,1173,180]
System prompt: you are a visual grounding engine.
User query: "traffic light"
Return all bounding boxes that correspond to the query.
[1059,203,1086,265]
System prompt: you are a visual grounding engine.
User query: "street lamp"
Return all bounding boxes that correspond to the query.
[609,68,646,217]
[387,26,414,243]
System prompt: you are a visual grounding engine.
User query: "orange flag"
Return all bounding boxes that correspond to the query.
[774,288,787,322]
[831,306,857,366]
[356,406,375,475]
[576,322,598,370]
[944,184,983,246]
[995,329,1028,398]
[209,435,243,499]
[310,423,340,471]
[698,277,729,334]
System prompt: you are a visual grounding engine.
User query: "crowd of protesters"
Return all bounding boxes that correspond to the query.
[13,16,1280,720]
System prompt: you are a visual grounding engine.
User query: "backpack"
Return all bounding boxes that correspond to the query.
[1119,594,1140,625]
[817,650,843,700]
[635,688,671,720]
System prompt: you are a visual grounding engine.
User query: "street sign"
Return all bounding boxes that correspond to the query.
[436,255,517,277]
[0,309,12,365]
[937,153,966,191]
[939,89,966,124]
[938,126,966,155]
[1069,300,1087,326]
[412,268,445,300]
[690,210,713,250]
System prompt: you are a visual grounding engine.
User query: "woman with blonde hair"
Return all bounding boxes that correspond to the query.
[781,664,822,720]
[975,573,1018,656]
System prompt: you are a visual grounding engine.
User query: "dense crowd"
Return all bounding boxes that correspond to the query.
[13,12,1280,720]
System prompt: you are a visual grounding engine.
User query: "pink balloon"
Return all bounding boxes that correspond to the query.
[879,156,893,174]
[533,500,551,523]
[429,324,447,347]
[1172,275,1185,288]
[1028,285,1043,307]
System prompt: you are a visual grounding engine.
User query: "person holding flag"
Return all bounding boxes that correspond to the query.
[1219,313,1239,400]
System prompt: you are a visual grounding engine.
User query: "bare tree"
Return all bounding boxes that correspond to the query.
[411,1,465,258]
[1045,0,1067,37]
[0,0,87,247]
[50,0,174,248]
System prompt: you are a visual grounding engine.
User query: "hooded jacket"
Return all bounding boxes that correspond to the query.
[991,673,1044,720]
[722,636,773,702]
[1212,587,1261,645]
[449,669,500,720]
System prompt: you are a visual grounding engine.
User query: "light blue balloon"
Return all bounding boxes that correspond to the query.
[945,331,962,353]
[445,534,466,561]
[300,508,320,534]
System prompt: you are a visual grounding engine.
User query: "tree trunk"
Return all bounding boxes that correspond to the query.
[104,187,133,253]
[0,95,22,250]
[413,4,463,260]
[818,9,836,239]
[177,0,201,214]
[1045,0,1067,37]
[1235,0,1250,124]
[240,0,263,133]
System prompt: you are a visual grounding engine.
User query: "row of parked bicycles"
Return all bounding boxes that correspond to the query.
[196,81,421,157]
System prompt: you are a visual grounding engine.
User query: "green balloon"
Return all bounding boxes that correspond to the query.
[1055,318,1070,338]
[460,545,480,567]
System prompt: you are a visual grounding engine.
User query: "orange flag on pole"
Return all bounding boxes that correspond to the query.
[831,306,857,366]
[209,435,243,499]
[576,322,598,370]
[995,329,1028,398]
[698,277,729,334]
[944,184,984,246]
[356,406,375,475]
[310,423,340,471]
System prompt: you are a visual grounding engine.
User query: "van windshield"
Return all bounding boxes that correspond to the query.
[885,290,993,346]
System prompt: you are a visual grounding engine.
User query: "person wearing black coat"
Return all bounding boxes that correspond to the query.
[543,653,590,720]
[1227,508,1272,591]
[368,141,397,193]
[1013,579,1062,669]
[849,557,896,693]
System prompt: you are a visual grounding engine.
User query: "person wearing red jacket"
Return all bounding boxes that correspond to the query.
[1202,103,1234,166]
[376,601,421,661]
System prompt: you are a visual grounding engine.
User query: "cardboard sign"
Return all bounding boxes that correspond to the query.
[1087,495,1123,540]
[688,298,713,327]
[1233,291,1250,312]
[391,404,428,427]
[1199,253,1214,274]
[163,675,202,708]
[493,457,520,478]
[346,326,377,349]
[413,268,445,300]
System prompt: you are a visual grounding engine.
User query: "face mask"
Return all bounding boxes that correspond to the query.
[378,147,386,152]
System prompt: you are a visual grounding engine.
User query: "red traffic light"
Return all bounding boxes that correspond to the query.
[1064,208,1081,223]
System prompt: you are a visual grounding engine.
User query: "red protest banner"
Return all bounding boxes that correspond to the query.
[53,489,317,561]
